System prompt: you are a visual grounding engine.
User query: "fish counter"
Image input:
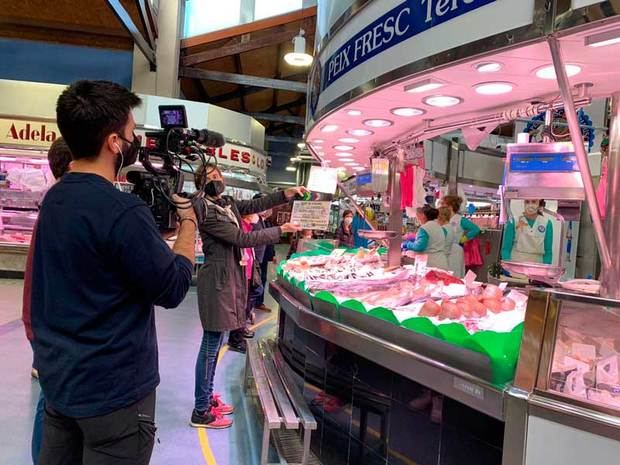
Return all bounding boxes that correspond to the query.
[270,249,620,465]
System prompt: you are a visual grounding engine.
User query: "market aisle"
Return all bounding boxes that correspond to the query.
[0,278,279,465]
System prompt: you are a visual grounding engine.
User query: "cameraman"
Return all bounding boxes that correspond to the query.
[31,80,196,465]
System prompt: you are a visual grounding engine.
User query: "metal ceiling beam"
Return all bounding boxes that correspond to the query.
[106,0,156,66]
[179,67,307,93]
[135,0,156,47]
[249,113,305,125]
[181,24,313,66]
[266,135,304,145]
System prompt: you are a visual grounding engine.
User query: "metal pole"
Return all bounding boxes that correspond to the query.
[601,93,620,298]
[387,157,402,267]
[548,36,613,272]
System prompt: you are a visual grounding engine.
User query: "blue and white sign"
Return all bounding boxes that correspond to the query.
[323,0,497,90]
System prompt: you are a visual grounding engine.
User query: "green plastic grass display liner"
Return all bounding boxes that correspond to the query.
[278,250,524,385]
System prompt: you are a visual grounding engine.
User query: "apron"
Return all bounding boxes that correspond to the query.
[420,220,449,270]
[448,214,465,278]
[511,215,547,264]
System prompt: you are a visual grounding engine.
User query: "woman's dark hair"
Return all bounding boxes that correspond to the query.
[194,163,221,189]
[47,137,72,180]
[421,205,439,221]
[56,80,141,160]
[442,195,463,213]
[342,209,353,218]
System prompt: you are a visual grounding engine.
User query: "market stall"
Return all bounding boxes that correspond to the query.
[0,80,271,276]
[270,2,620,465]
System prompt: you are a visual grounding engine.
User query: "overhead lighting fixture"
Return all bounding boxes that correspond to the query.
[284,29,313,67]
[390,107,426,117]
[320,124,339,133]
[285,166,297,172]
[338,157,354,162]
[338,137,359,143]
[535,64,581,80]
[474,82,514,95]
[404,78,444,94]
[345,162,360,166]
[423,95,463,108]
[586,28,620,48]
[346,109,362,116]
[352,166,366,171]
[311,139,324,144]
[475,62,503,73]
[0,156,17,162]
[348,128,374,137]
[363,119,393,128]
[333,145,354,151]
[297,142,306,149]
[336,152,353,157]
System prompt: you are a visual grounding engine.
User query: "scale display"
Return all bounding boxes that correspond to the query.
[509,152,578,173]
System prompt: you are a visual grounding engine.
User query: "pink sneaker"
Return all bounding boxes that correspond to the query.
[212,393,234,415]
[190,405,233,429]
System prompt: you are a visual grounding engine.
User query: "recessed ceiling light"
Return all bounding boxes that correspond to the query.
[586,28,620,47]
[336,152,353,157]
[311,139,324,144]
[348,129,374,137]
[404,79,444,94]
[475,62,502,73]
[363,119,393,128]
[535,64,581,80]
[346,109,362,116]
[338,137,359,143]
[333,145,354,151]
[285,166,297,172]
[339,157,354,162]
[320,124,339,133]
[423,95,463,108]
[474,82,514,95]
[390,107,426,117]
[352,166,365,171]
[345,162,360,166]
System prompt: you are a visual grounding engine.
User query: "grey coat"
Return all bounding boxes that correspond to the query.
[194,191,288,331]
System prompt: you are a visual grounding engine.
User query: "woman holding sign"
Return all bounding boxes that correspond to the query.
[191,164,303,429]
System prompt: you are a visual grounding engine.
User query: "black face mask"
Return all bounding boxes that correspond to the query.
[115,133,140,172]
[204,179,225,197]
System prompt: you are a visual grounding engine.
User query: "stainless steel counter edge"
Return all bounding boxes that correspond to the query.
[270,281,506,421]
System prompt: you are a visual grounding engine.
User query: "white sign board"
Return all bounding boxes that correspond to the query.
[290,201,332,230]
[306,166,339,194]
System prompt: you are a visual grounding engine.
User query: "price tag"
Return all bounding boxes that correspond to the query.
[290,201,332,230]
[307,166,338,194]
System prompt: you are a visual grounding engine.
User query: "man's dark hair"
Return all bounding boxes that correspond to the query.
[47,137,73,180]
[56,80,141,160]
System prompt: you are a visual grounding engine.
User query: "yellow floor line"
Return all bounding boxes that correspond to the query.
[198,313,278,464]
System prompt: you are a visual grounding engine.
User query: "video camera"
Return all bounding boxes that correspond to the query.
[126,105,225,231]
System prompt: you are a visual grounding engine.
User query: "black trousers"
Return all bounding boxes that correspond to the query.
[38,391,157,465]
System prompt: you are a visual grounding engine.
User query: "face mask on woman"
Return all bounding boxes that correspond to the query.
[344,216,353,226]
[204,179,225,197]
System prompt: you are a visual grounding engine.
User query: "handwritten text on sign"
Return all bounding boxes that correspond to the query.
[291,201,332,231]
[323,0,497,89]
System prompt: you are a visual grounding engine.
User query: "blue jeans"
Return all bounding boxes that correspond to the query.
[32,388,45,464]
[194,330,224,412]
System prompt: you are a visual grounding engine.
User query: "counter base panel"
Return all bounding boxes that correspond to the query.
[0,244,27,276]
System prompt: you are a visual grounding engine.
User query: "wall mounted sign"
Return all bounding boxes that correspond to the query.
[0,118,59,148]
[204,142,269,178]
[323,0,497,90]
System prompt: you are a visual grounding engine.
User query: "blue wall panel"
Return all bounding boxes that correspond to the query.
[0,38,133,87]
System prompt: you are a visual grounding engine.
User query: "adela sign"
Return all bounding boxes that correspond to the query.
[0,118,59,147]
[323,0,497,90]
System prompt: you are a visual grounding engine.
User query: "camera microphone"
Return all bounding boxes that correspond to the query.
[181,128,225,147]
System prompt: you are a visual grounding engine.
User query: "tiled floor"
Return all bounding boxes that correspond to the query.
[0,277,278,465]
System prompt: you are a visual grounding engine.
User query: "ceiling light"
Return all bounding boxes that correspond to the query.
[404,79,444,94]
[390,107,426,117]
[336,152,353,157]
[363,119,393,128]
[346,109,362,116]
[423,95,463,108]
[285,166,297,172]
[353,166,365,171]
[535,64,581,80]
[297,142,306,149]
[474,82,514,95]
[333,145,354,151]
[475,62,502,73]
[284,29,313,67]
[338,137,359,143]
[345,162,360,166]
[321,124,339,133]
[348,128,374,137]
[0,156,17,162]
[311,139,324,143]
[290,156,299,162]
[586,28,620,48]
[338,157,354,162]
[29,159,48,165]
